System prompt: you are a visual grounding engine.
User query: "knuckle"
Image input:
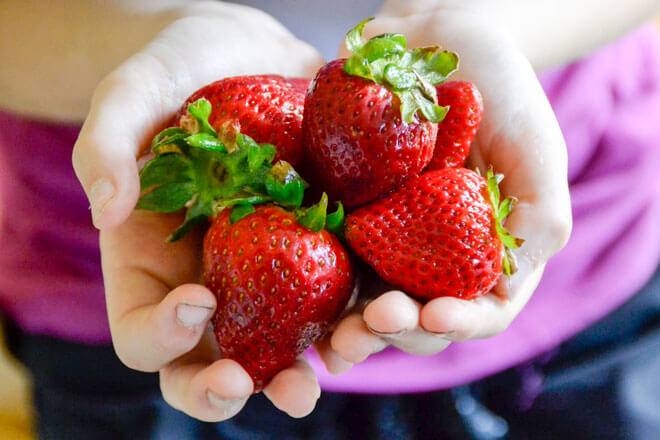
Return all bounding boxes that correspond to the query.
[113,343,156,373]
[159,372,184,412]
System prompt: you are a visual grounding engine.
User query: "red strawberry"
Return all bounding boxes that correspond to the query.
[138,97,353,390]
[427,81,483,170]
[302,19,460,208]
[285,77,311,93]
[175,75,305,167]
[345,168,523,300]
[204,205,354,390]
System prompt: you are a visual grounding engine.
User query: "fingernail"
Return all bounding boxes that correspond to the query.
[429,330,457,340]
[176,302,213,328]
[366,324,408,338]
[207,390,244,409]
[89,178,115,226]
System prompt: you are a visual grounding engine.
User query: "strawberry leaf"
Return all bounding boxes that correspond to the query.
[264,161,307,207]
[343,19,459,122]
[325,202,345,236]
[345,17,373,56]
[362,33,406,62]
[417,50,459,84]
[296,193,328,232]
[384,64,417,90]
[136,182,196,213]
[216,192,272,208]
[230,204,256,224]
[151,127,188,154]
[187,99,217,136]
[167,199,210,242]
[186,133,227,154]
[140,154,192,189]
[237,134,276,172]
[412,89,449,123]
[344,55,372,80]
[484,168,525,276]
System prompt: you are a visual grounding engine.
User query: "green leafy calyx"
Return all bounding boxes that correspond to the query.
[137,98,343,240]
[485,168,525,276]
[295,193,345,234]
[343,17,458,123]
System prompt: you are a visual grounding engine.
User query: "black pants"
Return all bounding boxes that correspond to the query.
[5,268,660,440]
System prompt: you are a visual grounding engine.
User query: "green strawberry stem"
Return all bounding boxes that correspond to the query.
[485,168,525,276]
[137,98,344,240]
[343,17,459,123]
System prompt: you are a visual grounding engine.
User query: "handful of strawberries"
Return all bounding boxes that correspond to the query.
[136,19,523,390]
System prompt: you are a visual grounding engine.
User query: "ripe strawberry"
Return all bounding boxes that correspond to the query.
[345,168,523,300]
[302,19,460,208]
[285,77,311,93]
[138,98,353,389]
[175,75,305,167]
[427,81,483,170]
[205,205,353,390]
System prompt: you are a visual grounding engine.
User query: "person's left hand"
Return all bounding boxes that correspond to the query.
[320,5,572,366]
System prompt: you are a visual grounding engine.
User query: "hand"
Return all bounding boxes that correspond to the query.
[73,3,326,421]
[330,5,572,363]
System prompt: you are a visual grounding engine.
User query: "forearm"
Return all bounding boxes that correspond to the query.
[0,0,189,121]
[379,0,659,70]
[500,0,660,70]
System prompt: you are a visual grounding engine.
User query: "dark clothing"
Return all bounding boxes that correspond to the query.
[4,268,660,439]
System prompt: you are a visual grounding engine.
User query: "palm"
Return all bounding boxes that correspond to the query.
[102,210,204,295]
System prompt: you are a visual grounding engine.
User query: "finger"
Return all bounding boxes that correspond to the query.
[364,291,451,355]
[160,357,253,422]
[331,314,389,363]
[362,290,419,333]
[110,283,216,372]
[314,336,353,375]
[263,356,321,418]
[72,61,179,230]
[421,258,546,340]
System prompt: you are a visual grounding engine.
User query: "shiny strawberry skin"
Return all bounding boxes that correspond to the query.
[204,205,354,390]
[175,75,305,167]
[427,81,483,170]
[302,59,438,209]
[285,77,311,93]
[345,168,502,300]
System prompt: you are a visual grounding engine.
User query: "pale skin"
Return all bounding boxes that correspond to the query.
[2,0,657,422]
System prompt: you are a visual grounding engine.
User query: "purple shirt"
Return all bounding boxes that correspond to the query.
[0,25,658,392]
[0,116,109,344]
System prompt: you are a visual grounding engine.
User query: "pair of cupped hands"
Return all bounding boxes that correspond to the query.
[72,1,571,421]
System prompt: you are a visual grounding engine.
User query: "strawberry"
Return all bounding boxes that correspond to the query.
[205,205,353,390]
[137,98,354,389]
[427,81,483,170]
[285,77,311,93]
[345,168,523,300]
[302,18,460,208]
[175,75,305,167]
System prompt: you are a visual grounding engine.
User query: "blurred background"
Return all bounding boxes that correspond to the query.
[0,324,33,440]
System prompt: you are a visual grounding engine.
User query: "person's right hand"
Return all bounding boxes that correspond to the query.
[73,2,326,421]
